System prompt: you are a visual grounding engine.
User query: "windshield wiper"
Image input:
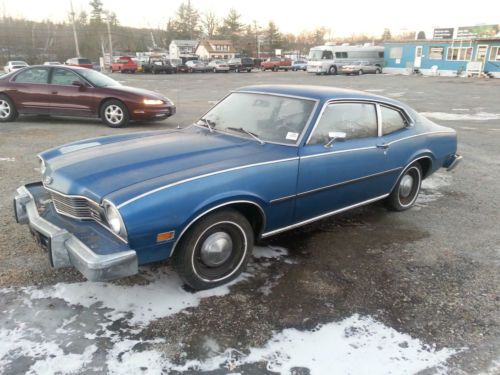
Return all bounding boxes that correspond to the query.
[226,127,265,145]
[199,118,215,133]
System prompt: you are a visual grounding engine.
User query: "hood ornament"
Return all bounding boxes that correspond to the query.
[43,176,53,185]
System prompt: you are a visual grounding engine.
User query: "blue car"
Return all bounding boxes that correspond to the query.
[291,60,308,71]
[14,85,461,289]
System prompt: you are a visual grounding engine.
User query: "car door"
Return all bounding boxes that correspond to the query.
[7,67,52,114]
[294,101,397,223]
[377,104,420,178]
[48,67,96,117]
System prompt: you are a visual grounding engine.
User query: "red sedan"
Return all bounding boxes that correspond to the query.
[0,65,175,127]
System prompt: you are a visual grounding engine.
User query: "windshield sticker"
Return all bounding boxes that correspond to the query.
[286,132,299,141]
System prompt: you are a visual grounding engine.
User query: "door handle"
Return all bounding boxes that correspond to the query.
[376,143,390,150]
[51,91,58,95]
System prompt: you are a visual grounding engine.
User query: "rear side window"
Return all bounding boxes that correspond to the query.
[309,103,377,145]
[381,106,407,135]
[14,68,49,84]
[78,59,91,64]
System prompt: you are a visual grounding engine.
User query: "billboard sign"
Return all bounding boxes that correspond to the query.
[433,28,454,39]
[457,24,499,39]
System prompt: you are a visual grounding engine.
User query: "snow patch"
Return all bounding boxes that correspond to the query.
[103,315,455,374]
[0,157,15,162]
[386,92,406,98]
[364,89,385,92]
[452,108,470,112]
[28,268,249,326]
[417,172,452,207]
[421,112,500,121]
[0,326,97,374]
[253,245,288,259]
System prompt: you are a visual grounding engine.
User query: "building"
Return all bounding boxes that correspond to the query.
[195,40,236,61]
[384,38,500,78]
[169,40,198,60]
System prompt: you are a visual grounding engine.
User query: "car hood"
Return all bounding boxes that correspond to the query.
[39,127,296,206]
[102,85,169,101]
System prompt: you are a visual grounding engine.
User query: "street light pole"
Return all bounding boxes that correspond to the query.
[105,13,113,71]
[69,0,80,57]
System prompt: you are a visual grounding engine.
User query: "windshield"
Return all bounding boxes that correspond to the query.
[12,61,27,65]
[308,50,323,61]
[198,93,316,145]
[78,69,121,87]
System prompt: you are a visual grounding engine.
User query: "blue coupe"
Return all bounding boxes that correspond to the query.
[14,85,461,289]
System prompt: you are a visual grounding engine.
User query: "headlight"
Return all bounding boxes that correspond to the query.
[143,99,164,105]
[104,201,126,238]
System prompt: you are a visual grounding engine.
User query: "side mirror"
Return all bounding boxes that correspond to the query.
[324,131,347,148]
[72,80,84,87]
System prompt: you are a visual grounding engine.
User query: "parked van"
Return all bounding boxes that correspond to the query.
[307,44,384,75]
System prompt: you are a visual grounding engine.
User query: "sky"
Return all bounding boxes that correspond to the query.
[1,0,499,37]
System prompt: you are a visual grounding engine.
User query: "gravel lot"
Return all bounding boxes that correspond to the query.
[0,71,499,374]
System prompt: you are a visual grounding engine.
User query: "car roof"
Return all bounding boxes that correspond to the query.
[235,85,399,103]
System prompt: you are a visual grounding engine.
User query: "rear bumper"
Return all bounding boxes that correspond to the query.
[14,183,138,281]
[444,154,463,171]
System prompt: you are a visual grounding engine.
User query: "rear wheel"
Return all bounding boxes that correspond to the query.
[0,94,17,122]
[385,163,422,211]
[328,65,337,75]
[173,209,254,290]
[376,68,382,74]
[358,69,364,75]
[100,99,129,128]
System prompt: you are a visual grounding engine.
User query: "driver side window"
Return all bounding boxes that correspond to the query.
[308,102,377,145]
[51,68,81,85]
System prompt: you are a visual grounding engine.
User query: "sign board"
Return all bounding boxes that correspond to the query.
[457,24,499,39]
[275,49,282,56]
[433,28,454,39]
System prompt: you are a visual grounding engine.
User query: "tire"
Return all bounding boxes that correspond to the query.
[235,67,239,73]
[247,68,251,73]
[376,68,381,74]
[0,94,17,122]
[328,65,337,75]
[173,209,254,290]
[273,66,278,72]
[358,69,364,75]
[100,99,129,128]
[213,68,217,73]
[385,163,422,211]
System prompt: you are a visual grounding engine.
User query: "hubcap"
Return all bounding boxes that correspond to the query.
[104,105,123,124]
[399,174,414,198]
[200,232,233,267]
[0,100,11,119]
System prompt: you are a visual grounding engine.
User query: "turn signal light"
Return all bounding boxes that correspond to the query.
[156,231,175,242]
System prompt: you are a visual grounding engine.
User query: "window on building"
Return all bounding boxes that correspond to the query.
[381,106,408,135]
[447,47,473,61]
[489,47,500,61]
[429,47,444,60]
[389,47,403,59]
[308,103,378,145]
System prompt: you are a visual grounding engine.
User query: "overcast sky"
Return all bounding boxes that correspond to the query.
[1,0,498,37]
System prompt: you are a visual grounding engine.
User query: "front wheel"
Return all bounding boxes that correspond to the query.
[328,66,337,75]
[173,209,254,290]
[100,99,129,128]
[385,163,422,211]
[0,94,17,122]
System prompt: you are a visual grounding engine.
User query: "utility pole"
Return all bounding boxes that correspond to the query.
[105,13,113,71]
[69,0,80,57]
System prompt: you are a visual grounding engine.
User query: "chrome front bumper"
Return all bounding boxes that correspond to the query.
[14,183,138,281]
[445,154,463,171]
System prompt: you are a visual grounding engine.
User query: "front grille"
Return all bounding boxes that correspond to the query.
[49,190,104,223]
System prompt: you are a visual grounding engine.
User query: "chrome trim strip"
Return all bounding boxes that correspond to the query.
[170,200,267,257]
[117,157,298,209]
[386,130,455,146]
[300,146,377,160]
[376,104,382,137]
[269,167,402,204]
[262,193,389,237]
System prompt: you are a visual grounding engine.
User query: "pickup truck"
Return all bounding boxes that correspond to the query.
[142,57,175,74]
[110,56,138,73]
[260,57,292,72]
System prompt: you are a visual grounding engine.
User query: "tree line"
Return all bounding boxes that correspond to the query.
[0,0,414,65]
